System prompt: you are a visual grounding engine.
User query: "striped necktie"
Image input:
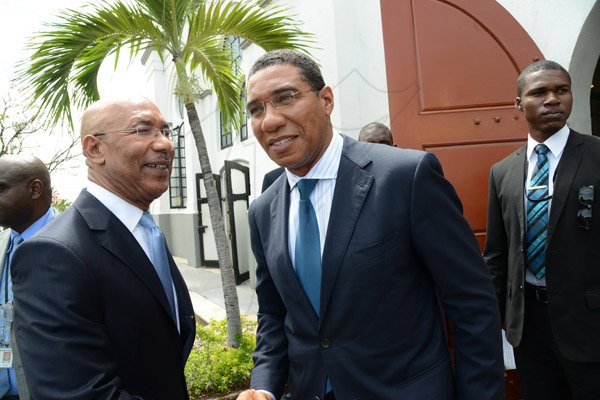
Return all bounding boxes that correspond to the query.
[526,144,550,279]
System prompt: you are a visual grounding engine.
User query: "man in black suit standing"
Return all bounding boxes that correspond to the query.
[11,98,195,399]
[485,60,600,399]
[238,49,503,400]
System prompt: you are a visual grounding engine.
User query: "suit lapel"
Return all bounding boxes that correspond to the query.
[74,191,178,328]
[548,130,584,242]
[320,138,373,320]
[509,147,528,244]
[268,177,317,315]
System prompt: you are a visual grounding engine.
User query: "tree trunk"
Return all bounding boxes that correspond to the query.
[184,100,242,347]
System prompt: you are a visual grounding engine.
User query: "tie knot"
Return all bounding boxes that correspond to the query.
[535,144,549,157]
[297,179,319,200]
[139,212,157,230]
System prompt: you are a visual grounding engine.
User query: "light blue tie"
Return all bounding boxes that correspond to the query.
[295,179,321,315]
[0,234,23,397]
[526,144,550,279]
[139,212,176,320]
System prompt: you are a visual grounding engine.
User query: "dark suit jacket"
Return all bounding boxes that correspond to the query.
[249,136,504,400]
[11,190,195,400]
[484,129,600,362]
[261,167,285,193]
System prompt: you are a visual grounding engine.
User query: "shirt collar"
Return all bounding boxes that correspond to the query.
[15,207,55,241]
[86,180,144,233]
[286,132,343,190]
[527,124,570,160]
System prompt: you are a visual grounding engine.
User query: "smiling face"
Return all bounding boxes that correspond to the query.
[516,69,573,142]
[82,99,174,210]
[247,64,334,177]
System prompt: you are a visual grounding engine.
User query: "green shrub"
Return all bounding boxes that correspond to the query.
[185,316,257,399]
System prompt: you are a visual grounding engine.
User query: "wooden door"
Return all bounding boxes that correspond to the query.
[380,0,543,248]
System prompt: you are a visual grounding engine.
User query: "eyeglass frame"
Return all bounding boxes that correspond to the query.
[245,88,320,119]
[92,126,173,140]
[577,185,593,230]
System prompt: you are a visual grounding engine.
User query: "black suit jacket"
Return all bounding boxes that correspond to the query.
[484,129,600,362]
[11,190,195,399]
[249,136,504,399]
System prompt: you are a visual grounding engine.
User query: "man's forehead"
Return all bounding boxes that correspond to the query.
[525,70,570,87]
[247,64,304,97]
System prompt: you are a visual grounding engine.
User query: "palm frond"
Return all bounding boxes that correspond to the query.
[17,0,169,127]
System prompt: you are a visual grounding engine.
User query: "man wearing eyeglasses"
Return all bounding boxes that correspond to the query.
[238,49,503,400]
[484,60,600,399]
[10,98,195,399]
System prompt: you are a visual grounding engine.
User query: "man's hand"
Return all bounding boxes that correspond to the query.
[236,389,272,400]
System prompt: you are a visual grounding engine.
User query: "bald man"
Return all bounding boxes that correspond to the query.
[11,98,195,400]
[358,122,395,146]
[0,155,54,400]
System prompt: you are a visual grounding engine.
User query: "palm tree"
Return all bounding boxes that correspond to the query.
[18,0,313,347]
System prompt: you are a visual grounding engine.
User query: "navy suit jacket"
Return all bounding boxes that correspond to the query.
[249,136,504,399]
[485,129,600,361]
[11,190,195,400]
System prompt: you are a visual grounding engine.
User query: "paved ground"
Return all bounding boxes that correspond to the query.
[176,259,258,325]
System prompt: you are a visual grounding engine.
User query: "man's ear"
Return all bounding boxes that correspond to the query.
[515,97,523,111]
[320,86,334,116]
[29,179,44,200]
[82,135,106,166]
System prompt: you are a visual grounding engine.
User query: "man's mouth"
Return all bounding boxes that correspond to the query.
[271,137,295,147]
[147,164,168,170]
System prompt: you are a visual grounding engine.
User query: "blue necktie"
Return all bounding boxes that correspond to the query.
[526,144,550,279]
[0,234,23,397]
[139,212,176,320]
[295,179,321,315]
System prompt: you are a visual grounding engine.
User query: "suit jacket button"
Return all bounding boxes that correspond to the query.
[519,285,524,291]
[320,338,330,349]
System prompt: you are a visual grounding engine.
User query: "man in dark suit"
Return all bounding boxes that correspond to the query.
[237,49,503,400]
[484,60,600,399]
[0,156,55,400]
[11,98,195,399]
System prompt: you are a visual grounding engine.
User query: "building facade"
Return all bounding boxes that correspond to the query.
[130,0,598,286]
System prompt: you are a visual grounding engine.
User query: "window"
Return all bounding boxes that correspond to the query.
[220,112,233,149]
[169,124,187,208]
[219,36,246,146]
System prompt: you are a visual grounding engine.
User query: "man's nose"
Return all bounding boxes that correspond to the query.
[544,91,561,105]
[261,103,286,132]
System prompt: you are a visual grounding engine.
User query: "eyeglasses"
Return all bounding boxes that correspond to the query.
[577,185,593,230]
[246,89,319,119]
[93,126,172,140]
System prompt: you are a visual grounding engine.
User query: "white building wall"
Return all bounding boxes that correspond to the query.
[136,0,597,268]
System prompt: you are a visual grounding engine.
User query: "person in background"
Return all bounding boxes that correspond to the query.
[484,60,600,399]
[358,121,395,146]
[0,155,54,400]
[11,98,195,400]
[238,49,503,400]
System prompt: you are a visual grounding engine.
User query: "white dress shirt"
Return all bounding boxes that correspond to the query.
[286,132,343,266]
[86,181,180,329]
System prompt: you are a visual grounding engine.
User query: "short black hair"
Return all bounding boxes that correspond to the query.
[248,49,325,91]
[517,60,571,97]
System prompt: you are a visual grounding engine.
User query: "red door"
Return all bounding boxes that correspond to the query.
[380,0,543,249]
